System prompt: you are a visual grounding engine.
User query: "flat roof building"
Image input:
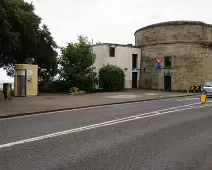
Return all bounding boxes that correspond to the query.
[93,43,141,88]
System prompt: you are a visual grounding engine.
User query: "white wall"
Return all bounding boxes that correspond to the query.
[93,44,141,88]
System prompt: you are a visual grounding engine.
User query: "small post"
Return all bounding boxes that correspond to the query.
[91,39,94,91]
[158,73,160,92]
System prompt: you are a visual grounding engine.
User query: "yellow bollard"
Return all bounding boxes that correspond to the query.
[201,88,207,104]
[201,94,207,104]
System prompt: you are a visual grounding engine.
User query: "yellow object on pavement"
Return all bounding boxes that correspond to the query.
[69,87,79,95]
[201,94,207,104]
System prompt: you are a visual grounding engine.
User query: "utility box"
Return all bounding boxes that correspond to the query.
[14,64,38,97]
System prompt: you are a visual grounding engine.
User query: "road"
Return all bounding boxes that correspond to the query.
[0,97,212,170]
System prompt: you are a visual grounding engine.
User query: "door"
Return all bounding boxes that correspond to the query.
[132,72,138,88]
[17,70,26,96]
[164,76,171,91]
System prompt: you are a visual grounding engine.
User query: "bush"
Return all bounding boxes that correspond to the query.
[54,80,69,92]
[99,64,125,92]
[38,80,69,93]
[82,72,98,93]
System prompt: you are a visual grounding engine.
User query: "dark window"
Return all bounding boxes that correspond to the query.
[109,47,115,57]
[132,54,138,69]
[164,56,172,68]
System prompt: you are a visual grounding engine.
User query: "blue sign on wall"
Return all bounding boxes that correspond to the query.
[156,64,162,71]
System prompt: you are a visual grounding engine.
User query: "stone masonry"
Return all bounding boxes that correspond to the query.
[135,21,212,91]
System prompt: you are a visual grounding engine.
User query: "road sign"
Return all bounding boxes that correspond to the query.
[156,64,162,71]
[156,58,162,63]
[201,88,207,95]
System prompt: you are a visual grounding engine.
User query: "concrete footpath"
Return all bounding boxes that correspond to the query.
[0,90,197,119]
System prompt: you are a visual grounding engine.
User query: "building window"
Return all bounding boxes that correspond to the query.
[109,47,115,57]
[132,54,138,69]
[164,56,172,68]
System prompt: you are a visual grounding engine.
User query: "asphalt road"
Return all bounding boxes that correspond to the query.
[0,97,212,170]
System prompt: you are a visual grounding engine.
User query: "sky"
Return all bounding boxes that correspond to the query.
[1,0,212,82]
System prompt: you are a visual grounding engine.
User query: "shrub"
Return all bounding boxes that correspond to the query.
[38,80,69,93]
[54,80,69,92]
[82,72,98,93]
[99,64,125,92]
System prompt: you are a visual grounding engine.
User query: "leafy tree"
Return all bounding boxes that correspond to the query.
[0,0,58,80]
[59,35,98,92]
[35,25,58,82]
[99,64,125,91]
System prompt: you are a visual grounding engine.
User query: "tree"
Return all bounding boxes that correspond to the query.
[59,35,98,92]
[0,0,58,80]
[99,64,125,91]
[35,25,58,81]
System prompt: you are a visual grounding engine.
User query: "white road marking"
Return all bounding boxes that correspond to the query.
[0,97,196,121]
[145,93,158,96]
[106,94,140,99]
[0,103,211,149]
[0,101,141,121]
[0,102,200,121]
[177,98,199,102]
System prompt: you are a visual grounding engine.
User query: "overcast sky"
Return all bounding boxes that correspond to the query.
[1,0,212,81]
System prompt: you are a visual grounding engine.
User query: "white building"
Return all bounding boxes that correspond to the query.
[93,43,141,88]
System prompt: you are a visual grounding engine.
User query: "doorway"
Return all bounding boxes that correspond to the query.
[17,70,26,96]
[132,72,138,88]
[164,76,171,91]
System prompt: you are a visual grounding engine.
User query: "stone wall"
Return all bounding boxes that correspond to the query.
[135,21,212,91]
[203,46,212,82]
[135,21,212,46]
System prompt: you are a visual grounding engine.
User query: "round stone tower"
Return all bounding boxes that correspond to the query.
[135,21,212,91]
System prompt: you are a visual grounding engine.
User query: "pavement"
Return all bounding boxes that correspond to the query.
[0,89,197,118]
[0,97,212,170]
